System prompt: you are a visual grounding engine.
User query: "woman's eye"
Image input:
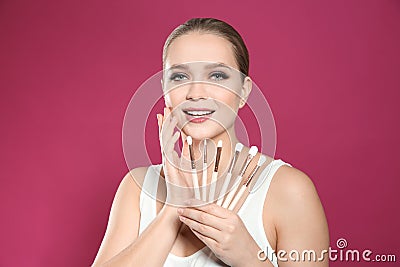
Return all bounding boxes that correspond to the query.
[170,73,189,81]
[210,72,228,81]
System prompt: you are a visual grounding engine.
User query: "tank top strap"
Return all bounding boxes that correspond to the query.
[138,164,162,236]
[250,158,292,196]
[238,158,293,267]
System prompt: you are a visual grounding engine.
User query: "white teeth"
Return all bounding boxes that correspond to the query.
[185,110,214,116]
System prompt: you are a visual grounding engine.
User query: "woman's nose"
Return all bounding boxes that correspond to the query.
[186,82,208,100]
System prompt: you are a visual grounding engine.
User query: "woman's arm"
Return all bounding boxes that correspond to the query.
[270,166,330,266]
[91,168,182,267]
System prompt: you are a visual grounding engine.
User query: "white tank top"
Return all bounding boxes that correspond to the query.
[138,159,292,267]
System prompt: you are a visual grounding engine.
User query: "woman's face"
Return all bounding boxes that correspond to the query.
[163,33,251,141]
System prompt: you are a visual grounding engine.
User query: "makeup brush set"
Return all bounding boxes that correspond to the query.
[186,136,267,211]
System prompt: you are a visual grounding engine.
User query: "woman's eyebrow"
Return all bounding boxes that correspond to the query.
[166,64,190,72]
[204,62,232,70]
[167,62,232,72]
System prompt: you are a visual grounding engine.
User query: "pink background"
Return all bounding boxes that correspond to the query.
[1,0,399,266]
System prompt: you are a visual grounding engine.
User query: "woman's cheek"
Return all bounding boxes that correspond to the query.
[215,93,241,110]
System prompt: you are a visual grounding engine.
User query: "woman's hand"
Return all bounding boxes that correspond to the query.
[157,107,196,206]
[177,199,262,267]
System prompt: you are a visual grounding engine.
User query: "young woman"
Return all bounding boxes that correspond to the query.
[92,18,329,267]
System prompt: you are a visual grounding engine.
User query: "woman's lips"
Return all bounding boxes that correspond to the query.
[182,109,215,123]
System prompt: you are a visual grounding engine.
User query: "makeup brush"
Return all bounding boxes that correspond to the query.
[222,146,258,208]
[202,139,208,201]
[187,136,201,199]
[208,140,223,202]
[216,142,243,206]
[228,155,267,210]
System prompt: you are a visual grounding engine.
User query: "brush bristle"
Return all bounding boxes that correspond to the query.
[217,140,222,147]
[258,155,267,166]
[187,136,192,145]
[235,142,243,152]
[249,146,258,156]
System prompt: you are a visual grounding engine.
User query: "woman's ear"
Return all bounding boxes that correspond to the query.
[239,76,252,109]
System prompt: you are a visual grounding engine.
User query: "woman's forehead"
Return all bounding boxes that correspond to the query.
[164,33,238,70]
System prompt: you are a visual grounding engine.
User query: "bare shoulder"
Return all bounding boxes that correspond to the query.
[265,163,329,265]
[125,166,150,192]
[128,166,150,182]
[271,165,320,205]
[268,164,327,226]
[115,166,150,204]
[113,166,152,223]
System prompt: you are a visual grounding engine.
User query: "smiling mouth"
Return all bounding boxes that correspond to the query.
[183,110,216,117]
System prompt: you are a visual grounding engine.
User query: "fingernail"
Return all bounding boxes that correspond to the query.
[179,215,185,221]
[177,208,183,214]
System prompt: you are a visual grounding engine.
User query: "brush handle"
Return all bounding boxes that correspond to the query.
[222,175,242,208]
[191,171,201,199]
[208,171,218,201]
[216,172,232,206]
[228,185,246,210]
[202,163,208,201]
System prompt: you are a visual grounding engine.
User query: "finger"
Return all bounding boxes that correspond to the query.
[163,130,180,166]
[180,130,189,159]
[160,107,169,135]
[158,111,167,150]
[162,107,168,125]
[180,130,188,148]
[186,199,232,219]
[165,131,180,154]
[163,120,178,150]
[179,207,225,231]
[180,132,190,159]
[179,215,221,242]
[162,113,177,141]
[161,117,178,152]
[177,133,191,172]
[164,132,190,186]
[162,107,177,133]
[164,106,172,122]
[171,130,181,145]
[157,113,163,134]
[190,228,220,253]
